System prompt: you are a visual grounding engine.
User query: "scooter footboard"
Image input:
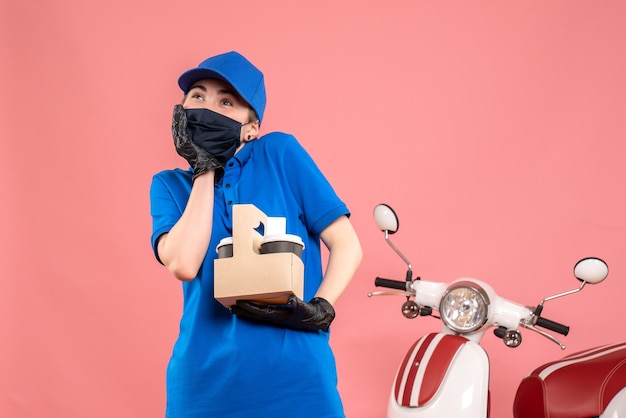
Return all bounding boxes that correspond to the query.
[389,333,490,417]
[513,342,626,418]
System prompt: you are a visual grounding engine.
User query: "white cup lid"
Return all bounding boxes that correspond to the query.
[216,237,233,248]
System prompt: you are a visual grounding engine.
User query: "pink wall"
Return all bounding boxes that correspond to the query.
[2,1,625,417]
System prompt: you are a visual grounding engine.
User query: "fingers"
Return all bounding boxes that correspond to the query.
[233,300,291,318]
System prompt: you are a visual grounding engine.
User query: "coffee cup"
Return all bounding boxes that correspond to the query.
[216,237,233,258]
[260,234,305,259]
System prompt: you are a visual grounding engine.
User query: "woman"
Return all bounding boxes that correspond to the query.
[150,50,362,417]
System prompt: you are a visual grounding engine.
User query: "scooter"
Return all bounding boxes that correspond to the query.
[368,203,626,417]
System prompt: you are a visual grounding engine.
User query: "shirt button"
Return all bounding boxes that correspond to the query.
[228,162,234,167]
[227,200,233,205]
[226,183,231,188]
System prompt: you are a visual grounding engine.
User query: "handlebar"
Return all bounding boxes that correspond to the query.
[535,317,570,336]
[374,277,571,342]
[375,277,409,291]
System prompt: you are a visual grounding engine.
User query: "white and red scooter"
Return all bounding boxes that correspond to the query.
[368,203,626,417]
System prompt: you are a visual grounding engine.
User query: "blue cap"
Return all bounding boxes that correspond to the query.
[178,51,266,123]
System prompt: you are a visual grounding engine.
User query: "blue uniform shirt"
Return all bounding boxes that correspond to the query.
[150,132,350,418]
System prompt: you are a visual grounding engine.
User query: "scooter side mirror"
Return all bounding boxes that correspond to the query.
[539,257,609,308]
[374,204,399,234]
[373,204,413,279]
[574,257,608,284]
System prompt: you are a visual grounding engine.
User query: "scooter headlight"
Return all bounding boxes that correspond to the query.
[440,281,490,334]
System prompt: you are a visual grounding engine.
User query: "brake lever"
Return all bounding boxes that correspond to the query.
[520,322,566,349]
[367,290,413,297]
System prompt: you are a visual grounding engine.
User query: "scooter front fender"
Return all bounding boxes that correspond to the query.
[388,333,490,418]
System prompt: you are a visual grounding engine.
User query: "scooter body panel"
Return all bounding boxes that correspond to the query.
[388,333,490,417]
[514,342,626,418]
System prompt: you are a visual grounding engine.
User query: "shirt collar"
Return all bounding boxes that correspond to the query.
[233,139,255,166]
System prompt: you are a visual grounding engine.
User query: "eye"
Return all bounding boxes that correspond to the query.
[191,93,204,101]
[220,98,233,107]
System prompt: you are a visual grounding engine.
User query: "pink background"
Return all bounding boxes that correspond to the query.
[2,1,625,417]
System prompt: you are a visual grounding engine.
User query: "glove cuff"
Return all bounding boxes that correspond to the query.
[310,297,336,324]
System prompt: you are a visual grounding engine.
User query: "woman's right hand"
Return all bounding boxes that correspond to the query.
[172,104,222,182]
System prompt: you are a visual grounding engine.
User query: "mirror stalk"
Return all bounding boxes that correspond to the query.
[384,231,413,282]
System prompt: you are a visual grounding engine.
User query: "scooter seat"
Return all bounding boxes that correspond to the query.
[513,342,626,418]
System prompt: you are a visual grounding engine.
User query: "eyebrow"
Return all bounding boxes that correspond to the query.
[189,84,239,98]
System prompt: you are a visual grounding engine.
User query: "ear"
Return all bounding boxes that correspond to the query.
[242,120,260,142]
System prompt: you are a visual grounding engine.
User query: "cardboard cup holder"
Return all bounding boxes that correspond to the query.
[213,205,305,307]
